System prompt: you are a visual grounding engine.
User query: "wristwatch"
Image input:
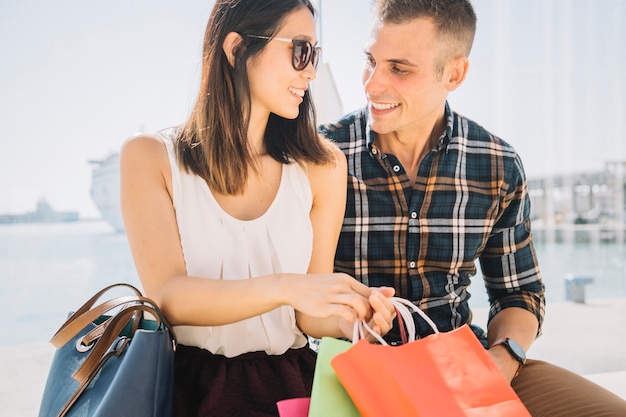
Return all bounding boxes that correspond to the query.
[490,338,526,377]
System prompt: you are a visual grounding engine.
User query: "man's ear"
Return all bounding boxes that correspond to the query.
[223,32,243,67]
[444,56,470,92]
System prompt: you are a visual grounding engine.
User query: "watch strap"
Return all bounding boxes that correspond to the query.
[490,337,526,378]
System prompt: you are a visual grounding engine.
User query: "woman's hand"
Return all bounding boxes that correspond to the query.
[291,273,397,340]
[336,287,396,341]
[288,272,376,324]
[364,288,396,340]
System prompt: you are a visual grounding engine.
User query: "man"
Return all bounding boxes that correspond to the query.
[319,0,626,415]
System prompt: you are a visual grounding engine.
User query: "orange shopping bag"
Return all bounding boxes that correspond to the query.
[331,298,531,417]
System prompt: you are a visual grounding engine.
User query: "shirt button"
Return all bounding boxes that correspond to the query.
[393,165,401,172]
[409,261,416,269]
[411,212,417,219]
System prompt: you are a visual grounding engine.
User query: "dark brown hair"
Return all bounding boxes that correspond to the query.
[374,0,477,75]
[176,0,331,195]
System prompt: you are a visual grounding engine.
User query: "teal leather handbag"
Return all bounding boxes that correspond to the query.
[38,283,176,417]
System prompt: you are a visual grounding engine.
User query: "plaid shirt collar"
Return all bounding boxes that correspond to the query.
[365,101,454,157]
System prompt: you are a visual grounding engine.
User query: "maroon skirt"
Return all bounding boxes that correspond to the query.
[174,344,317,417]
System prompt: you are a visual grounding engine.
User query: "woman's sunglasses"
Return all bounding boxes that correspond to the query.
[246,35,321,71]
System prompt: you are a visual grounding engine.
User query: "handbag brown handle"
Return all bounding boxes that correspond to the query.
[50,283,145,348]
[71,298,172,384]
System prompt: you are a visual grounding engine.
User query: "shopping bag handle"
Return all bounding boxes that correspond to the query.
[392,297,440,337]
[354,297,440,345]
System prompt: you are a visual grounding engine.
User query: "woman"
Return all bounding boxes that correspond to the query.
[120,1,395,416]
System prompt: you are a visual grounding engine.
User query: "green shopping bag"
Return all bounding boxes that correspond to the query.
[308,337,361,417]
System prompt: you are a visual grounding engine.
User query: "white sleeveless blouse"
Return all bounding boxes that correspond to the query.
[158,128,312,357]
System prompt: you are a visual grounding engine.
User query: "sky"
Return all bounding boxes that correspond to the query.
[1,0,624,218]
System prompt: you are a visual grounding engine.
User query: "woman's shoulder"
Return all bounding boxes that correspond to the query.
[120,131,172,175]
[121,126,181,154]
[321,137,347,171]
[121,132,165,159]
[306,139,347,192]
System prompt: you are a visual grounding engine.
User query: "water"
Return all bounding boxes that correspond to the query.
[1,221,625,346]
[0,221,139,346]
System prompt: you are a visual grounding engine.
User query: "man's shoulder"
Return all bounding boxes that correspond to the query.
[318,108,368,143]
[452,111,517,154]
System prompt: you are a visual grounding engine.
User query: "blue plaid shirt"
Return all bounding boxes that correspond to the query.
[319,103,545,339]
